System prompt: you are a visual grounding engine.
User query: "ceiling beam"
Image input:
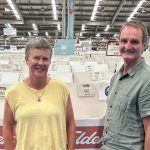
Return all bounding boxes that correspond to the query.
[9,0,24,23]
[0,20,149,28]
[110,0,126,26]
[0,20,24,24]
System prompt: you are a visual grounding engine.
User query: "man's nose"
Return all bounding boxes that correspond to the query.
[125,41,132,49]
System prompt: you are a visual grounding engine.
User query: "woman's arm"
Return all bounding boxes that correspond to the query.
[3,100,15,150]
[66,95,76,150]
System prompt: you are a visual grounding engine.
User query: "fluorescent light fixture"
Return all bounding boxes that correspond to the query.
[90,0,103,21]
[57,24,60,30]
[45,32,49,36]
[28,32,31,36]
[5,23,12,28]
[104,24,110,31]
[114,33,117,37]
[33,33,38,36]
[32,23,38,31]
[114,33,119,37]
[127,0,145,21]
[6,0,21,19]
[81,24,85,31]
[96,33,100,37]
[52,0,58,20]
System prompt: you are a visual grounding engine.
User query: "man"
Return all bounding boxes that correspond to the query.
[101,20,150,150]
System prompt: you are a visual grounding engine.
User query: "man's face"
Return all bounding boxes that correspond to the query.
[119,26,146,64]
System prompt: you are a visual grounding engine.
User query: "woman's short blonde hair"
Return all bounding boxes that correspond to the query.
[25,38,52,57]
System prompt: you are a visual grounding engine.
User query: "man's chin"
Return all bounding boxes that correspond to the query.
[122,55,134,61]
[121,54,133,59]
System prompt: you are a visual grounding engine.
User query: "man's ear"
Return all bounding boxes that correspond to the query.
[25,56,28,61]
[143,40,147,47]
[144,42,148,51]
[25,56,29,65]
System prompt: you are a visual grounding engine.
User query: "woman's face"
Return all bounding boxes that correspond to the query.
[25,48,51,79]
[119,26,146,64]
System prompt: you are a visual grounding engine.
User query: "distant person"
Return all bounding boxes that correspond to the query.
[101,20,150,150]
[3,38,76,150]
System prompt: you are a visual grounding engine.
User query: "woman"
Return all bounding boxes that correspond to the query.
[3,38,76,150]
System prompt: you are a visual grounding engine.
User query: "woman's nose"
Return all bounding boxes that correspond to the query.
[38,58,44,64]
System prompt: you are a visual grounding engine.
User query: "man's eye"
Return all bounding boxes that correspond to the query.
[43,59,49,62]
[120,40,127,44]
[131,40,139,44]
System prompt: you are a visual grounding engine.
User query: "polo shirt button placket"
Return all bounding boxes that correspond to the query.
[102,141,105,145]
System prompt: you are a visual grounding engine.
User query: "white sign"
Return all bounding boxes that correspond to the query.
[106,40,120,56]
[3,28,17,36]
[0,86,7,99]
[98,81,110,101]
[77,83,96,97]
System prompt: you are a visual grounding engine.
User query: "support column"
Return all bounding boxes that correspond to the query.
[66,0,75,39]
[62,0,66,38]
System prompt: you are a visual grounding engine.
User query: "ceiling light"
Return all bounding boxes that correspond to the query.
[45,32,49,36]
[32,23,38,31]
[81,24,85,31]
[33,33,38,36]
[6,0,21,20]
[96,33,100,37]
[28,32,31,36]
[5,23,12,28]
[114,33,119,38]
[52,0,58,20]
[90,0,103,21]
[104,24,110,31]
[41,7,45,11]
[127,0,145,21]
[141,8,146,13]
[57,24,60,31]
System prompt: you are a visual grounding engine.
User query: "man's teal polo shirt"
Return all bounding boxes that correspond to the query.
[101,58,150,150]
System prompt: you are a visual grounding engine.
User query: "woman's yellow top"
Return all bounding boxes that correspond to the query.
[5,79,69,150]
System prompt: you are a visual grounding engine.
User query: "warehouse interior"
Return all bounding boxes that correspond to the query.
[0,0,150,149]
[0,0,150,39]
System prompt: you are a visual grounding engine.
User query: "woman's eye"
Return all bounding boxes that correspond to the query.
[33,57,39,60]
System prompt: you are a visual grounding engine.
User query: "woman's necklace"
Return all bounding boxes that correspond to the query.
[34,89,46,102]
[24,77,50,102]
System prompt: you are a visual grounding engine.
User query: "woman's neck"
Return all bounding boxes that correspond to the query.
[25,76,50,90]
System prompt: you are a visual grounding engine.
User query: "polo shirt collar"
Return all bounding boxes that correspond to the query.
[119,57,145,78]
